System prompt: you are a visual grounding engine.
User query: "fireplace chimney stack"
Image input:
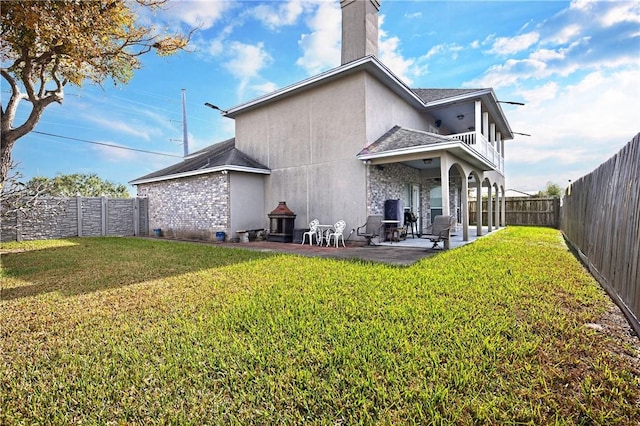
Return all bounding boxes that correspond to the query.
[340,0,380,65]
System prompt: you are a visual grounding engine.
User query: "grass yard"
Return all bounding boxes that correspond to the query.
[1,227,638,424]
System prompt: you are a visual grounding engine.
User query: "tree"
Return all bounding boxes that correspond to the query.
[0,0,188,187]
[537,181,563,197]
[25,173,130,198]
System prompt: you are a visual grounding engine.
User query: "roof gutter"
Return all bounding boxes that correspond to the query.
[357,140,466,161]
[129,165,270,185]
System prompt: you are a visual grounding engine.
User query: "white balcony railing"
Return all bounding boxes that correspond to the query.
[449,131,504,173]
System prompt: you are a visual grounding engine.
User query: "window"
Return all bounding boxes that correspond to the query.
[430,186,442,224]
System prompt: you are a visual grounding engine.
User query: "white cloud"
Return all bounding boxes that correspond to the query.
[251,81,279,94]
[224,41,272,79]
[519,81,559,105]
[599,2,640,27]
[504,68,639,188]
[164,0,233,29]
[545,24,582,45]
[529,48,565,62]
[376,15,428,85]
[570,0,597,12]
[222,41,273,100]
[423,43,463,60]
[466,59,548,89]
[296,1,341,75]
[250,1,307,30]
[379,35,420,85]
[487,32,540,55]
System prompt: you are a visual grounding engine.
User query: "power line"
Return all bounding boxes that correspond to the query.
[32,131,182,158]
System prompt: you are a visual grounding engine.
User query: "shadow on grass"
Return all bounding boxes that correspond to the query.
[0,237,277,301]
[1,237,443,301]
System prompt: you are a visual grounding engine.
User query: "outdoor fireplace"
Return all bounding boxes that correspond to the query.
[267,201,296,242]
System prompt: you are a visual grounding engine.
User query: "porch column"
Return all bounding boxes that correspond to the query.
[489,123,496,164]
[489,123,496,145]
[475,101,482,143]
[501,187,506,227]
[482,112,489,141]
[440,155,450,217]
[476,182,482,236]
[440,155,451,249]
[494,186,500,230]
[461,174,469,241]
[486,183,493,232]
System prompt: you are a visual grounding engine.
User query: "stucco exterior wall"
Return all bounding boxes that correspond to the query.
[364,73,437,143]
[137,173,229,241]
[234,72,370,233]
[229,172,266,236]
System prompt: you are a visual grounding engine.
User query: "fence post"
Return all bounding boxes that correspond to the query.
[77,196,83,237]
[16,209,22,242]
[101,196,107,236]
[133,198,139,236]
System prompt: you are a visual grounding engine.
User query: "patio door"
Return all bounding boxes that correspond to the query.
[403,184,421,230]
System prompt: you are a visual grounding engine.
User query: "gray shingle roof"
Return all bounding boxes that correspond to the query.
[130,138,269,183]
[358,126,452,156]
[412,88,485,103]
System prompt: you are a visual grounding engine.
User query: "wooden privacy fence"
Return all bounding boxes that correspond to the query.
[561,133,640,335]
[1,196,149,242]
[470,197,560,228]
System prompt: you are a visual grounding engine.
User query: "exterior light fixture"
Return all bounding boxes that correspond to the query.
[204,102,228,114]
[457,114,464,120]
[423,158,433,165]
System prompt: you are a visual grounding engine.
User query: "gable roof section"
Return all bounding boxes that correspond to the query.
[223,56,512,140]
[225,56,426,117]
[129,138,270,185]
[357,126,453,157]
[356,125,497,171]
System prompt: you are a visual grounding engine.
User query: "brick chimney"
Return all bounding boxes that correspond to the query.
[340,0,380,65]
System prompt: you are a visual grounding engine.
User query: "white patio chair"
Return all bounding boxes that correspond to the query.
[301,219,320,245]
[326,220,346,248]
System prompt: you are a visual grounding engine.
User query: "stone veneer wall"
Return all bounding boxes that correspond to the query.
[368,163,462,233]
[136,173,229,241]
[0,197,145,242]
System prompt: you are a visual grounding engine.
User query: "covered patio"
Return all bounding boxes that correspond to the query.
[376,225,500,250]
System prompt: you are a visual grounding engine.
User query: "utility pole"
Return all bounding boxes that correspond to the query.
[182,89,189,157]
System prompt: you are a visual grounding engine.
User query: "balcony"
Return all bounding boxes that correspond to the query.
[450,131,504,173]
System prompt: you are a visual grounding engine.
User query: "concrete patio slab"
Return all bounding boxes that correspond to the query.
[212,226,502,266]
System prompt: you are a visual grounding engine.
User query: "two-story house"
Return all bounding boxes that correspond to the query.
[130,0,513,244]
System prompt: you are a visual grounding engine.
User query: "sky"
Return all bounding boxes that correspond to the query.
[5,0,640,193]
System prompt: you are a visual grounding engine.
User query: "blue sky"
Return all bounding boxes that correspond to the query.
[6,0,640,193]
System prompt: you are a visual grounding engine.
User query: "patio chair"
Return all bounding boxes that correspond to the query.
[421,215,455,250]
[301,219,320,245]
[356,215,383,245]
[326,220,347,248]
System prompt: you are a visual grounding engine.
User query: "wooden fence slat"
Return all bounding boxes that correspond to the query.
[561,133,640,336]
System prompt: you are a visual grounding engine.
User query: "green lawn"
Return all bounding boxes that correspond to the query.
[1,227,638,424]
